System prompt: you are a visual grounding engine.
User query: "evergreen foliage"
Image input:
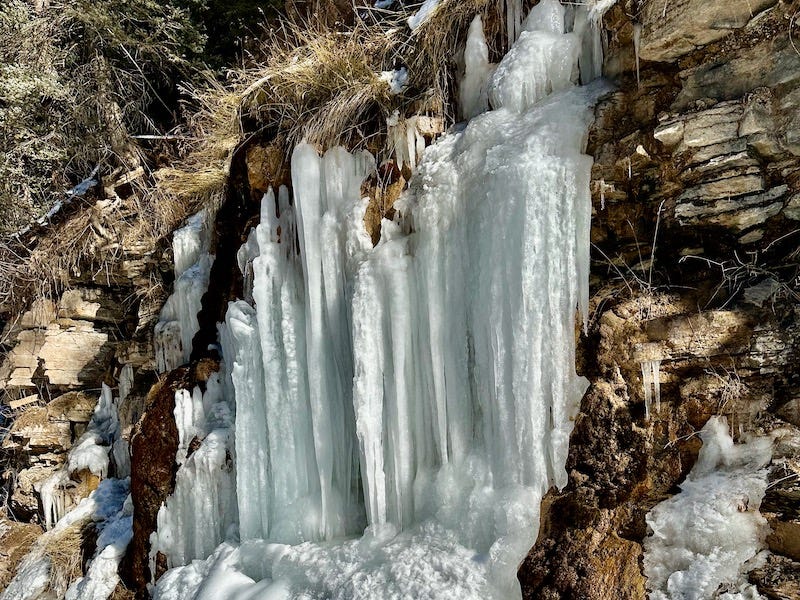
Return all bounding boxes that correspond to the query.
[0,0,205,232]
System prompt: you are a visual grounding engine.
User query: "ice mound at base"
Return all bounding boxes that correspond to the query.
[644,416,773,600]
[153,2,608,598]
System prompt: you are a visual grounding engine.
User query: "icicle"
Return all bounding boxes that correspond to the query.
[506,0,523,44]
[154,209,215,373]
[641,360,661,419]
[149,376,236,571]
[599,178,606,209]
[459,16,494,120]
[633,23,642,88]
[387,113,427,171]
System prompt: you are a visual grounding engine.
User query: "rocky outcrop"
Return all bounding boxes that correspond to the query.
[120,368,186,595]
[638,0,779,62]
[522,0,800,597]
[1,391,99,520]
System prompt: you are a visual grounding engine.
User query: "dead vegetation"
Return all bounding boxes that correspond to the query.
[1,0,509,315]
[41,515,94,594]
[162,0,506,199]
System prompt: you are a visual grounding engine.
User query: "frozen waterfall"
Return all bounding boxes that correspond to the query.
[153,1,607,598]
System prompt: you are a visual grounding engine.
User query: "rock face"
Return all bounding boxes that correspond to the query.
[1,391,98,520]
[1,1,799,598]
[638,0,779,62]
[120,369,186,595]
[521,0,800,598]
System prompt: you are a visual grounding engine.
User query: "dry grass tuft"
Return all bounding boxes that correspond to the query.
[236,18,398,149]
[166,0,507,197]
[0,170,195,313]
[41,516,93,593]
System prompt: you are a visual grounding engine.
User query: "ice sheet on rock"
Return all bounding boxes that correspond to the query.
[0,557,50,600]
[172,209,213,278]
[489,1,581,113]
[154,209,216,373]
[65,479,133,600]
[3,479,131,600]
[68,383,119,477]
[644,416,772,600]
[39,384,123,529]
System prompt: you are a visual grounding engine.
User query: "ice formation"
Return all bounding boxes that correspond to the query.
[64,480,133,600]
[154,209,215,373]
[644,416,772,600]
[38,384,123,530]
[386,112,428,171]
[153,2,605,599]
[407,0,441,29]
[488,0,580,113]
[380,67,408,95]
[641,359,662,420]
[4,464,131,600]
[459,16,494,120]
[149,373,237,570]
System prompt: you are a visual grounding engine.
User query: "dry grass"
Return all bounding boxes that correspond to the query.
[5,514,94,597]
[236,18,397,149]
[0,170,195,314]
[1,0,507,316]
[164,0,506,197]
[41,516,93,594]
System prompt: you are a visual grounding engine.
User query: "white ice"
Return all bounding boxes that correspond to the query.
[380,67,408,95]
[154,209,215,373]
[386,112,427,171]
[407,0,440,30]
[64,480,133,600]
[489,0,580,114]
[459,16,495,120]
[149,373,237,571]
[39,384,123,530]
[644,416,772,600]
[156,3,605,599]
[2,479,132,600]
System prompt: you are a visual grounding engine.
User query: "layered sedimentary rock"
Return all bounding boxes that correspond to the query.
[522,0,800,597]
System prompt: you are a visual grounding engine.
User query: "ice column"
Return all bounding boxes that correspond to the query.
[154,209,215,373]
[219,186,325,543]
[149,374,237,570]
[291,145,375,540]
[459,16,494,120]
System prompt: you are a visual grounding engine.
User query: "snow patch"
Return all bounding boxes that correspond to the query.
[644,416,772,600]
